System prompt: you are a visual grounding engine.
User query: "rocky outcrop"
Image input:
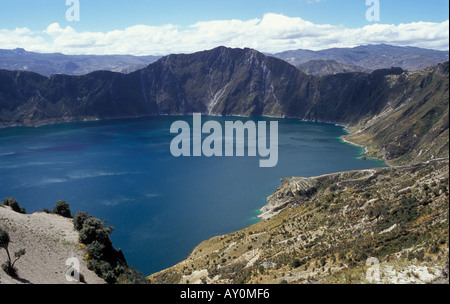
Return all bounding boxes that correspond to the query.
[260,177,318,219]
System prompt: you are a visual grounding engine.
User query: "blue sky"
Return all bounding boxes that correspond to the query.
[0,0,448,55]
[1,0,448,30]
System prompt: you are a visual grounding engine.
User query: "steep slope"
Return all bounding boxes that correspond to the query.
[0,205,105,284]
[148,159,449,284]
[0,47,423,127]
[346,62,449,165]
[1,47,298,125]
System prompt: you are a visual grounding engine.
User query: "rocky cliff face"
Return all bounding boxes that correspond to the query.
[0,47,442,125]
[0,47,311,124]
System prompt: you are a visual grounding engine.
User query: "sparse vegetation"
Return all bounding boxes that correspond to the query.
[73,211,147,284]
[149,159,449,284]
[2,198,26,214]
[0,226,26,277]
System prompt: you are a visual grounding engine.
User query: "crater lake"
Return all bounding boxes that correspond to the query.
[0,116,385,275]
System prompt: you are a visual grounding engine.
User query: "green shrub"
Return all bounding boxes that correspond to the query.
[118,268,148,284]
[74,212,114,245]
[0,227,10,249]
[86,240,106,260]
[73,211,89,231]
[53,200,71,218]
[0,227,26,277]
[2,198,26,214]
[73,211,132,284]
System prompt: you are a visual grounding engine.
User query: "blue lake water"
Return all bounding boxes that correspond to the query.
[0,116,385,275]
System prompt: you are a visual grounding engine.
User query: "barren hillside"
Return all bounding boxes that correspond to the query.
[0,205,104,284]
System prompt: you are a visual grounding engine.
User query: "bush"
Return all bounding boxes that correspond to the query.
[78,217,114,246]
[0,227,26,277]
[73,211,89,231]
[0,227,10,249]
[86,241,106,260]
[291,259,304,268]
[73,211,130,284]
[3,198,26,214]
[73,212,114,244]
[53,200,71,218]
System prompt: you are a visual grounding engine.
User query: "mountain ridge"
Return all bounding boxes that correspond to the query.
[1,46,448,166]
[0,48,160,76]
[1,44,448,77]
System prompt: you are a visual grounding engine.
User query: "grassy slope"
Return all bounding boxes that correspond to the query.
[345,62,449,166]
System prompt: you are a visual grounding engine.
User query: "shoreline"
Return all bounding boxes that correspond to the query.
[340,135,394,168]
[1,113,364,129]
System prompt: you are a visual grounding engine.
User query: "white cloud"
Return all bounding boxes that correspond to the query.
[0,13,448,55]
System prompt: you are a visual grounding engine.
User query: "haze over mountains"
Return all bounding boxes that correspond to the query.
[270,44,449,72]
[0,48,160,76]
[0,44,448,77]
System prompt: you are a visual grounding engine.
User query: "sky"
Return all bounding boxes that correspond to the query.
[0,0,448,55]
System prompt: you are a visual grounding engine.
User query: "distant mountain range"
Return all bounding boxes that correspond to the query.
[0,48,160,76]
[0,44,448,77]
[270,44,449,72]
